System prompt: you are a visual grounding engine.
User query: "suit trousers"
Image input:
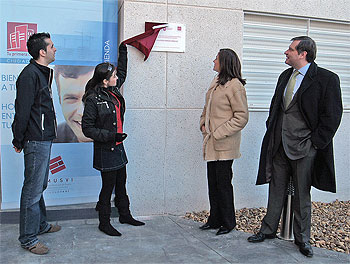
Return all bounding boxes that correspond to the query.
[260,144,317,243]
[206,160,236,229]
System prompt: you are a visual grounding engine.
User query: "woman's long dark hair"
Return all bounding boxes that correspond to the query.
[82,62,116,102]
[217,49,246,86]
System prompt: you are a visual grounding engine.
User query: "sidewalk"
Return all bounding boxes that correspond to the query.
[1,215,349,263]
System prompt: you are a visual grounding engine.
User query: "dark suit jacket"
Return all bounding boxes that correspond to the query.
[257,62,343,192]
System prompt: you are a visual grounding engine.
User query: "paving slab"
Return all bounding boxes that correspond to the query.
[0,215,349,263]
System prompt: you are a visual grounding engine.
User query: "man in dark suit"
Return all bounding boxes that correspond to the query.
[247,36,343,257]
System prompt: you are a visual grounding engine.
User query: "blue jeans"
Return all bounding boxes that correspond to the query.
[19,140,52,248]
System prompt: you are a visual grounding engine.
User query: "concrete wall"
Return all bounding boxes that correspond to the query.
[118,0,350,216]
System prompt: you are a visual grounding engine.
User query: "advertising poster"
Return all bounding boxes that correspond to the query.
[0,0,119,209]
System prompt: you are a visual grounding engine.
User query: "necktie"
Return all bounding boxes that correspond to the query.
[284,70,300,108]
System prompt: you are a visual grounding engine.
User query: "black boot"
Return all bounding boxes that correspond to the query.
[115,197,145,226]
[119,214,145,226]
[95,202,121,236]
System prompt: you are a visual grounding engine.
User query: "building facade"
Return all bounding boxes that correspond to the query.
[118,0,349,215]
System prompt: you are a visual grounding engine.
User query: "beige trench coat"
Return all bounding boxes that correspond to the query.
[200,77,249,161]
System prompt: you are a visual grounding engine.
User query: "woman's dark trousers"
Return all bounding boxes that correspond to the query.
[97,166,130,218]
[95,166,130,235]
[97,166,144,226]
[206,160,236,230]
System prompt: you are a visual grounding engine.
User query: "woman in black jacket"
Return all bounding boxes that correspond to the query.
[82,44,144,236]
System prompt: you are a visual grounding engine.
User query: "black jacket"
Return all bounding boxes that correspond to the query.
[82,44,127,151]
[257,62,343,192]
[12,59,57,149]
[82,86,126,150]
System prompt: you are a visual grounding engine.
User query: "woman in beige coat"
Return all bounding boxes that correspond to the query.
[199,49,249,235]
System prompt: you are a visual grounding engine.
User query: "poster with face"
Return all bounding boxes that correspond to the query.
[0,0,119,209]
[53,65,94,143]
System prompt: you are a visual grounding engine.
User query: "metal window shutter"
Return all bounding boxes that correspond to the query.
[243,13,349,110]
[309,21,350,109]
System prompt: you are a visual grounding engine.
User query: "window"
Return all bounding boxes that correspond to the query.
[243,13,350,110]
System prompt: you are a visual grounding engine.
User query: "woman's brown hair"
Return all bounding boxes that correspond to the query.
[217,48,246,86]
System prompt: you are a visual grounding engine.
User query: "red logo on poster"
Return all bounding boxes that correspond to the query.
[177,26,182,31]
[7,22,37,52]
[49,156,66,174]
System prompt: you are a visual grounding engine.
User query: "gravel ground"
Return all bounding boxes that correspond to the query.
[184,200,349,254]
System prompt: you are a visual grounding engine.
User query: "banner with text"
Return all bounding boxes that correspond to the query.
[0,0,119,209]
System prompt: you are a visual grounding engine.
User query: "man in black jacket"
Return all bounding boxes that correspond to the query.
[247,36,342,257]
[12,32,61,255]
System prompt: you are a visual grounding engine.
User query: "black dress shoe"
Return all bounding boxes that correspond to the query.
[199,223,219,230]
[247,232,275,243]
[296,242,313,257]
[216,226,233,236]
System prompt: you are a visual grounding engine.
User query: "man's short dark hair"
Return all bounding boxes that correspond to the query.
[291,36,317,63]
[27,32,51,60]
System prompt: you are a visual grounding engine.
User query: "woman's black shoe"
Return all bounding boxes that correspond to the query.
[199,223,219,230]
[216,226,233,235]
